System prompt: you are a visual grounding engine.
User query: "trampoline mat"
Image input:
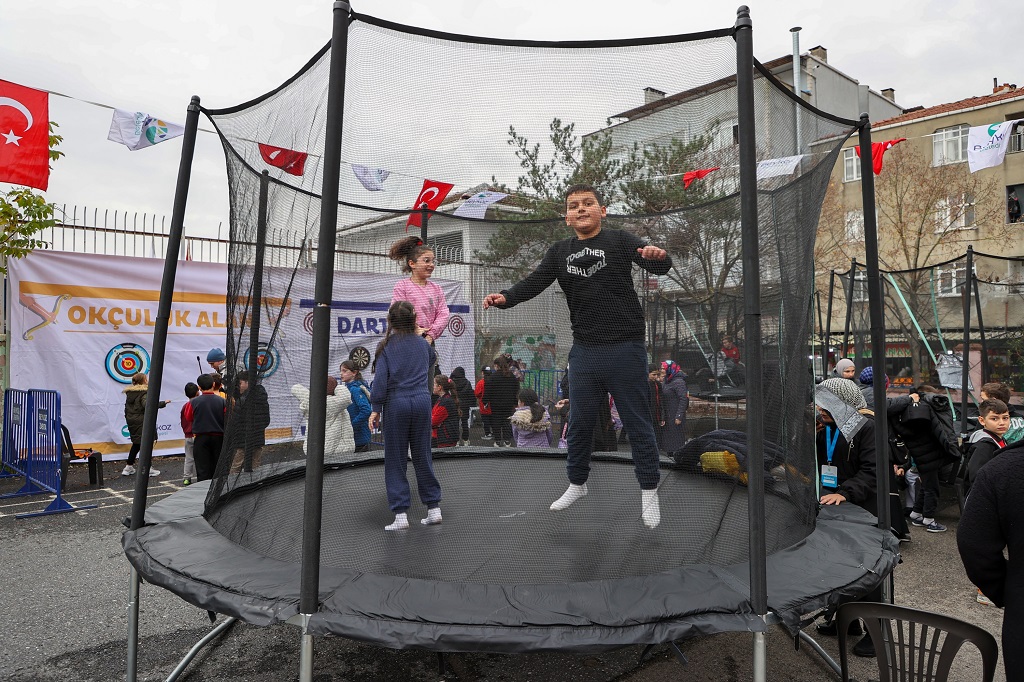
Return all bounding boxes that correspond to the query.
[124,451,899,652]
[206,453,810,584]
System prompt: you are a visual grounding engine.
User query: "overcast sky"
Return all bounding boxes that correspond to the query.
[2,0,1018,239]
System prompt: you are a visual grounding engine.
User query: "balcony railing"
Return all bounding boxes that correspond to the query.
[1011,131,1024,154]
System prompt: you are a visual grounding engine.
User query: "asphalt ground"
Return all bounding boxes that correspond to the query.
[0,446,1006,682]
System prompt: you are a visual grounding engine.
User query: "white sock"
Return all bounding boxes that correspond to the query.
[923,517,934,525]
[421,507,443,525]
[641,489,661,529]
[550,483,588,511]
[385,513,409,531]
[910,511,923,520]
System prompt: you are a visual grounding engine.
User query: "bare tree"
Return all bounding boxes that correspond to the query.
[482,117,744,350]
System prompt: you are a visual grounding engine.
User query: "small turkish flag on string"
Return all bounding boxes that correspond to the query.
[258,143,308,176]
[0,79,50,191]
[682,167,720,189]
[406,179,455,230]
[855,138,906,175]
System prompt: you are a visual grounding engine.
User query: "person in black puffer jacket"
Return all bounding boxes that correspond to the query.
[449,366,477,446]
[889,385,959,533]
[484,355,520,447]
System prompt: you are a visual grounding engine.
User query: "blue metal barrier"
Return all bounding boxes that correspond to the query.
[0,388,97,518]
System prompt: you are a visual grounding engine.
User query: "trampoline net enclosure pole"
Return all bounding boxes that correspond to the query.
[300,0,352,618]
[735,5,768,619]
[125,94,202,682]
[960,245,974,436]
[857,114,892,536]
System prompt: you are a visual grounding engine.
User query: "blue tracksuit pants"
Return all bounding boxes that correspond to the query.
[565,341,661,490]
[382,392,442,513]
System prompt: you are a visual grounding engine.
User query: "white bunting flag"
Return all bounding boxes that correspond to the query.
[352,164,391,191]
[452,191,508,219]
[756,154,804,180]
[967,120,1022,173]
[107,109,185,151]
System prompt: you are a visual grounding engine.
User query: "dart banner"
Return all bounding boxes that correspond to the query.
[6,251,474,459]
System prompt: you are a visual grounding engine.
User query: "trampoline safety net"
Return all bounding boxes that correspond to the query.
[198,14,857,588]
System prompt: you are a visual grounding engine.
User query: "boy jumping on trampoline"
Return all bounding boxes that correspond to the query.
[369,300,443,531]
[483,184,672,528]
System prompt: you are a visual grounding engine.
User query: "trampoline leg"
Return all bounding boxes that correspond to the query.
[752,631,767,682]
[299,628,315,682]
[795,630,841,676]
[637,644,656,664]
[437,652,447,675]
[126,566,141,682]
[668,641,689,666]
[164,617,236,682]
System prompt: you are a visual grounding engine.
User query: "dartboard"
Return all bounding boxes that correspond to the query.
[349,346,371,370]
[243,342,280,378]
[106,343,151,384]
[447,315,466,337]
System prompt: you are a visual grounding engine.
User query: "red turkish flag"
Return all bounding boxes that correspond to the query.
[682,167,720,189]
[854,138,906,175]
[406,179,455,230]
[258,143,307,176]
[0,80,50,191]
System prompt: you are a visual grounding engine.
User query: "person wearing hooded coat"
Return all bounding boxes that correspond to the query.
[291,375,355,462]
[889,384,959,532]
[957,440,1024,679]
[813,377,884,657]
[449,366,477,445]
[661,360,689,455]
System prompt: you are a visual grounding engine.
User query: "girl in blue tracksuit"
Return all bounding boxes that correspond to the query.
[368,300,443,531]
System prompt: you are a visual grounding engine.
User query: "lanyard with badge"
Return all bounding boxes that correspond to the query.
[821,426,839,489]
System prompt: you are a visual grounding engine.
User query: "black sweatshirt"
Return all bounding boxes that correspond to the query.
[499,229,672,345]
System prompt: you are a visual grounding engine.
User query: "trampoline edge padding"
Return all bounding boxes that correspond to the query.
[123,488,897,652]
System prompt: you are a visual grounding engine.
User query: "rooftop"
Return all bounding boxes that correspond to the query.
[874,84,1024,127]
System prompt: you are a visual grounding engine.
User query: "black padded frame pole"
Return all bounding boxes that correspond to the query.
[735,6,767,618]
[125,95,200,682]
[857,115,891,536]
[959,245,974,434]
[128,96,202,532]
[824,271,836,374]
[420,205,429,243]
[974,272,989,382]
[300,0,351,616]
[841,258,857,360]
[814,291,824,378]
[250,171,270,385]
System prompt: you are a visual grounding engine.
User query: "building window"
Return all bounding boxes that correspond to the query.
[932,124,968,166]
[1008,186,1022,223]
[710,117,739,151]
[425,231,464,262]
[1010,129,1024,154]
[844,210,864,242]
[934,193,976,232]
[1007,260,1024,294]
[936,263,969,297]
[842,148,861,182]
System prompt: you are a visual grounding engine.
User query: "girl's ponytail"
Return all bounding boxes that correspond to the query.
[519,387,543,423]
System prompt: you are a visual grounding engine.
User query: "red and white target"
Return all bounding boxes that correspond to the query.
[447,315,466,337]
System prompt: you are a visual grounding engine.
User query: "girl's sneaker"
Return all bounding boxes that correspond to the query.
[977,589,995,606]
[122,464,136,476]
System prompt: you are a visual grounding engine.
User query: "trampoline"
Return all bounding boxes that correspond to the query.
[120,5,901,681]
[125,448,897,651]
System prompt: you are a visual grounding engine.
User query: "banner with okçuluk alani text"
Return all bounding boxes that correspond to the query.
[7,251,474,459]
